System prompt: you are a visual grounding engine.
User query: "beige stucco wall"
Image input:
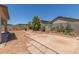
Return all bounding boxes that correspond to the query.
[53,19,68,24]
[52,19,79,33]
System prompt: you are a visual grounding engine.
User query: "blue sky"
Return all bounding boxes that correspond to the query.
[6,4,79,25]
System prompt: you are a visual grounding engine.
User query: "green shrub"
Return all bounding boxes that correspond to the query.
[56,26,60,32]
[24,28,27,31]
[65,23,73,34]
[59,25,64,32]
[61,23,73,35]
[40,25,45,32]
[58,23,73,35]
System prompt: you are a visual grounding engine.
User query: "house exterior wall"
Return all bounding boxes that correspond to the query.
[0,5,9,20]
[0,5,9,43]
[0,5,9,33]
[0,18,8,33]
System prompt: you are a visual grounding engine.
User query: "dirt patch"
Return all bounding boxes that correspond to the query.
[53,39,69,44]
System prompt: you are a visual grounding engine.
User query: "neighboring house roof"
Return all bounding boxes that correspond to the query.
[41,20,51,24]
[0,5,9,20]
[51,16,79,23]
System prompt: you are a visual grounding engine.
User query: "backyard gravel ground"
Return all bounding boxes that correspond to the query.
[0,30,79,54]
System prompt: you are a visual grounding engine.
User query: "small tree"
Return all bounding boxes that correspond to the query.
[32,16,41,31]
[41,25,45,32]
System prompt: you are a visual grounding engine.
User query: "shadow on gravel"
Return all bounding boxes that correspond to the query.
[7,33,17,42]
[0,32,17,44]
